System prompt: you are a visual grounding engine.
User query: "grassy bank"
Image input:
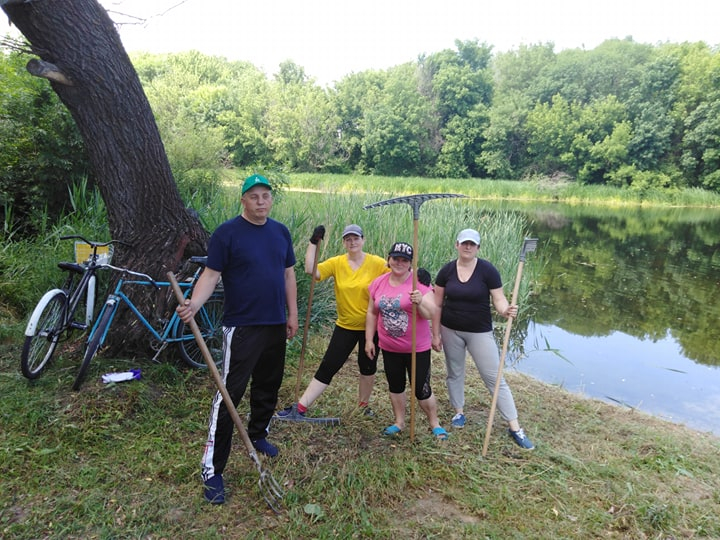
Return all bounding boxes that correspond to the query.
[1,330,719,539]
[284,172,720,208]
[2,175,719,538]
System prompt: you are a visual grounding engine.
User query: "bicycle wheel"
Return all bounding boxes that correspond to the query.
[176,295,224,369]
[73,302,114,391]
[21,290,68,379]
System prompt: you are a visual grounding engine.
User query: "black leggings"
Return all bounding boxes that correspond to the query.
[381,349,433,400]
[313,325,379,385]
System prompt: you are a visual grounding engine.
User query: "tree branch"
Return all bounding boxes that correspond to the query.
[26,58,74,86]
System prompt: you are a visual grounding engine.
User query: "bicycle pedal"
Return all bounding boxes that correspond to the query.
[69,321,88,331]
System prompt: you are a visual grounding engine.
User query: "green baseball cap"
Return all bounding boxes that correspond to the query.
[241,174,272,195]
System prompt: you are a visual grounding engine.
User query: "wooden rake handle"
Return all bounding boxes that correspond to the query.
[481,258,524,457]
[295,239,321,402]
[481,238,537,457]
[167,272,260,467]
[410,217,419,441]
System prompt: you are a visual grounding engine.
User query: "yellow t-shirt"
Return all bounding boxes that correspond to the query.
[317,253,389,331]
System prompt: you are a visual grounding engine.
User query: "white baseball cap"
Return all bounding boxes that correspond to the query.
[456,229,481,245]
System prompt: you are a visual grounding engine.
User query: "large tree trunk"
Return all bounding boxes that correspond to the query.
[3,0,210,351]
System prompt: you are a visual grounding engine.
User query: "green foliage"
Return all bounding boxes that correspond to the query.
[423,41,495,178]
[477,92,531,178]
[681,99,720,190]
[265,72,340,172]
[6,36,720,234]
[432,104,490,178]
[0,49,90,235]
[0,179,108,319]
[360,63,439,176]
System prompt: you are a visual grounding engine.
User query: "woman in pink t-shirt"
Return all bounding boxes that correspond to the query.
[365,242,449,440]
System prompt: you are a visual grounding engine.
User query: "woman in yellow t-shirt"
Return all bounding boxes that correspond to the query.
[277,224,389,418]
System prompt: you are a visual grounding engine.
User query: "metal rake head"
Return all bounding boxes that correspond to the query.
[364,193,467,219]
[271,405,341,426]
[520,238,539,261]
[258,468,285,514]
[247,449,285,513]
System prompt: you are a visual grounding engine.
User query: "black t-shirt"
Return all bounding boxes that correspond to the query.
[435,258,503,333]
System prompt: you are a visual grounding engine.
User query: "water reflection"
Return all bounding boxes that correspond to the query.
[501,203,720,435]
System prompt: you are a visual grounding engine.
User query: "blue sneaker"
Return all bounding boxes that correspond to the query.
[252,437,279,457]
[508,428,535,450]
[203,474,225,504]
[276,404,304,418]
[451,413,466,428]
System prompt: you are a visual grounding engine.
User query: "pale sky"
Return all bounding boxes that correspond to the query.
[5,0,720,86]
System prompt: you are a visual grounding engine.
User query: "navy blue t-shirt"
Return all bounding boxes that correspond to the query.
[206,216,296,327]
[435,258,503,333]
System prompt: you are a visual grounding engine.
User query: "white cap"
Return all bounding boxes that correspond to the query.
[456,229,480,245]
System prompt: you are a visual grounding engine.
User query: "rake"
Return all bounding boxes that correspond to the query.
[365,193,466,440]
[481,238,538,457]
[168,272,284,513]
[272,237,340,426]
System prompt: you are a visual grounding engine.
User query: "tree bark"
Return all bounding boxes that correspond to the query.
[3,0,210,352]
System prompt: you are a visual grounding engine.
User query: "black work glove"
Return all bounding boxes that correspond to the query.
[417,267,432,287]
[310,225,325,245]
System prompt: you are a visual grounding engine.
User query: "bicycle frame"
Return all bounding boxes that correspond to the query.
[72,256,223,390]
[59,261,98,329]
[87,277,196,356]
[21,235,127,382]
[24,243,109,339]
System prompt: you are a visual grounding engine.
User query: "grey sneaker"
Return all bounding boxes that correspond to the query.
[451,413,466,428]
[508,428,535,450]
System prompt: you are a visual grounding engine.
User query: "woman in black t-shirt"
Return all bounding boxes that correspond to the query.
[432,229,534,450]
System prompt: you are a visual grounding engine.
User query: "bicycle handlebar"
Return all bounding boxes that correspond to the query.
[60,235,131,248]
[99,264,160,288]
[60,236,206,290]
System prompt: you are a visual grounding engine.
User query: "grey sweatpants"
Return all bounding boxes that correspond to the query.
[440,326,518,422]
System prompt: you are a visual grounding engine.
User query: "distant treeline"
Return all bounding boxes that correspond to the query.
[2,38,719,227]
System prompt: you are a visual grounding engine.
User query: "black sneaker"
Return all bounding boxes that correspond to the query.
[252,437,279,457]
[508,428,535,450]
[203,474,225,504]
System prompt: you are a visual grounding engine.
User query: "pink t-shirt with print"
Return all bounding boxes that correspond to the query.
[368,272,432,353]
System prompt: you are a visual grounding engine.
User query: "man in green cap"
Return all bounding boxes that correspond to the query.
[177,173,298,504]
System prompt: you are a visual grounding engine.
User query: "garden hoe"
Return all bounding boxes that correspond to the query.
[481,238,538,457]
[364,193,466,440]
[272,237,340,426]
[168,273,284,513]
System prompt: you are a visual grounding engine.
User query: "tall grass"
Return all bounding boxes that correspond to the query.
[0,179,111,342]
[2,178,540,345]
[199,188,541,334]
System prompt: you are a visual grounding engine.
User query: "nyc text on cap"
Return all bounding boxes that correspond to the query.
[388,242,413,260]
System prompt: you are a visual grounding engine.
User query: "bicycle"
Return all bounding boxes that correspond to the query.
[72,256,224,390]
[21,235,123,380]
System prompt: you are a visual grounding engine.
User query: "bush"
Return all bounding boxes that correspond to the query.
[0,51,90,236]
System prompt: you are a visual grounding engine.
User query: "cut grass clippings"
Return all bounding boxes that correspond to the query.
[1,330,719,539]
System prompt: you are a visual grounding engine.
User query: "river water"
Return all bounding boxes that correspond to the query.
[505,203,720,435]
